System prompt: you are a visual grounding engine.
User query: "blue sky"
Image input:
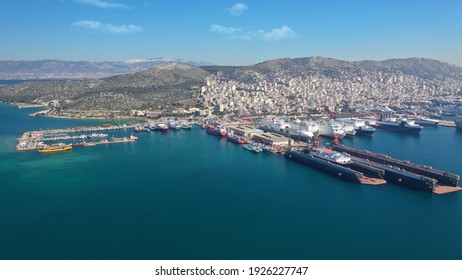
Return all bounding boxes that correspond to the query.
[2,0,462,65]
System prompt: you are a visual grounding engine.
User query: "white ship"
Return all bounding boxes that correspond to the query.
[316,120,346,138]
[412,117,440,126]
[260,119,317,141]
[336,117,376,136]
[377,117,423,134]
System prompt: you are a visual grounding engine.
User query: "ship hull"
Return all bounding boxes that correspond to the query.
[39,146,72,153]
[227,136,247,144]
[354,128,375,136]
[259,126,312,142]
[206,128,225,137]
[285,150,362,183]
[377,122,422,134]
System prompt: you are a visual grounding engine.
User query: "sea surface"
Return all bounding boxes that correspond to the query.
[1,87,462,259]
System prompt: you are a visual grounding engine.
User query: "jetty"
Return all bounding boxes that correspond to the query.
[437,120,456,127]
[16,124,136,151]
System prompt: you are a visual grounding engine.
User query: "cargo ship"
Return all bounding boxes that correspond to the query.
[377,117,423,134]
[331,144,460,191]
[38,145,72,153]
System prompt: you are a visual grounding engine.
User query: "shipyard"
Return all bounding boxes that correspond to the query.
[14,111,462,196]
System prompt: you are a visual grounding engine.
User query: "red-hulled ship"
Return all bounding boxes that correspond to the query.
[227,135,247,144]
[205,124,227,137]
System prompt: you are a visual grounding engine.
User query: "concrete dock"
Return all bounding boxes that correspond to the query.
[437,120,456,127]
[16,124,136,151]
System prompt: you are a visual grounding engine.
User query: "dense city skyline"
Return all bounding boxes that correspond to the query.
[2,0,462,66]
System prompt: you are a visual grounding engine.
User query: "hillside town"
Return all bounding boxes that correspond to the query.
[198,68,462,117]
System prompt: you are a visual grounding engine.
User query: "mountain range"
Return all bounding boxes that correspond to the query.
[0,57,213,79]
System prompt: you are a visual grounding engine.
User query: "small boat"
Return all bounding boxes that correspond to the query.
[167,121,181,130]
[263,146,277,154]
[243,143,263,153]
[181,124,192,129]
[72,142,87,147]
[155,123,169,131]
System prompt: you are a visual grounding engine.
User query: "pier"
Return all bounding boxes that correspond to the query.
[16,124,136,151]
[437,120,456,127]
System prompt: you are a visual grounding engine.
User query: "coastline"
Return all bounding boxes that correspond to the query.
[34,112,139,120]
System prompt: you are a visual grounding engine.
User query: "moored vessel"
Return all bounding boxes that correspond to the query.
[412,117,440,126]
[243,143,263,153]
[155,123,169,131]
[227,135,247,144]
[336,117,376,136]
[316,120,346,138]
[181,124,192,129]
[377,117,423,134]
[205,124,227,137]
[38,144,72,153]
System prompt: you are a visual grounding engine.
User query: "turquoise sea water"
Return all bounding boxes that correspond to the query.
[1,101,462,259]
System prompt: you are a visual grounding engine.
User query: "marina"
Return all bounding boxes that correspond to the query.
[16,124,137,151]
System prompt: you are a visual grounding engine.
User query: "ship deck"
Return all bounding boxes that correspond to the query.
[433,186,462,194]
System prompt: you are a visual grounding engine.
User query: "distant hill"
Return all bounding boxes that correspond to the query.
[0,63,210,110]
[202,56,462,81]
[0,58,213,80]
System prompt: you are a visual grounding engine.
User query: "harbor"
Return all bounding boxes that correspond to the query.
[13,114,462,195]
[2,101,462,260]
[201,118,462,194]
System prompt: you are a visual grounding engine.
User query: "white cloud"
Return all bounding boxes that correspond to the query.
[262,26,296,41]
[72,20,143,34]
[210,24,241,35]
[210,24,296,41]
[76,0,128,9]
[226,3,248,16]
